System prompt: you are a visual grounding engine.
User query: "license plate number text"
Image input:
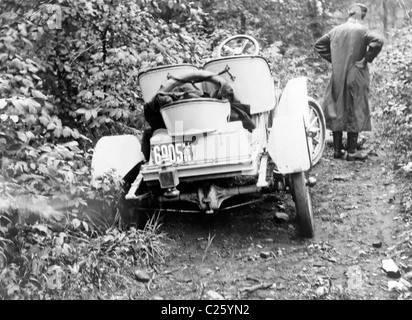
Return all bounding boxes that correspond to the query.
[152,142,193,165]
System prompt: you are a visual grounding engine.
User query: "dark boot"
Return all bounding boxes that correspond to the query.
[347,132,367,161]
[332,131,345,159]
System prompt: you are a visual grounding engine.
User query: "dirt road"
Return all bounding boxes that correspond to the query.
[138,132,412,300]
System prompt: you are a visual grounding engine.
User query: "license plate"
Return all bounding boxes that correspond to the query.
[151,142,193,165]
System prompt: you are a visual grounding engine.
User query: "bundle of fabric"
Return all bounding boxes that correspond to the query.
[143,82,255,133]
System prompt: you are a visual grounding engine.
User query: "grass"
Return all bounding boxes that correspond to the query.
[202,232,216,262]
[0,208,167,299]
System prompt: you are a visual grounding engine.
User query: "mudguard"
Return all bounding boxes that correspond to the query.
[91,135,144,180]
[268,77,311,174]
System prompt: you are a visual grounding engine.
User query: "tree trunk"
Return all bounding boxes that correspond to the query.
[307,0,323,39]
[390,3,397,28]
[240,13,246,33]
[383,0,388,37]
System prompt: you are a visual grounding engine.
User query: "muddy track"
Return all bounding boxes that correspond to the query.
[138,132,409,300]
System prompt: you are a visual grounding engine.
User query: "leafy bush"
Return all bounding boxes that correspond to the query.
[0,16,93,212]
[372,25,412,163]
[262,44,330,100]
[0,2,210,298]
[0,214,165,299]
[0,0,212,220]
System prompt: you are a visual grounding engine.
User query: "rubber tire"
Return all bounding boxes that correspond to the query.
[290,172,314,238]
[308,97,326,166]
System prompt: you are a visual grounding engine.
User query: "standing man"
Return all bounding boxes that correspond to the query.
[315,3,384,161]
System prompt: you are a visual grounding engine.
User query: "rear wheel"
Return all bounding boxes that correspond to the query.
[118,192,151,230]
[290,172,314,238]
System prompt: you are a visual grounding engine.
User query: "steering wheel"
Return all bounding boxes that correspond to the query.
[216,34,260,58]
[155,70,239,102]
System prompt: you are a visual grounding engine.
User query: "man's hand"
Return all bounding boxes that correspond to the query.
[354,57,367,69]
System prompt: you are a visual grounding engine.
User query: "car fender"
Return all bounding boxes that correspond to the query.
[91,135,144,181]
[268,77,311,174]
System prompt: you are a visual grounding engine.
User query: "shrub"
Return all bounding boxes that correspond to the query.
[372,25,412,163]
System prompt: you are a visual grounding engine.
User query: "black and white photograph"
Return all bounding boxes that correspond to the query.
[0,0,411,304]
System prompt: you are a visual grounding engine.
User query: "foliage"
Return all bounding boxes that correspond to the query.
[262,44,329,100]
[370,24,412,217]
[201,0,323,49]
[0,213,165,299]
[0,0,211,218]
[372,25,412,163]
[0,0,206,298]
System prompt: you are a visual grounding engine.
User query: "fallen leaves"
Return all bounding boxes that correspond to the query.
[239,282,274,294]
[206,290,224,300]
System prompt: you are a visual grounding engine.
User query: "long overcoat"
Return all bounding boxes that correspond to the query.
[315,20,384,132]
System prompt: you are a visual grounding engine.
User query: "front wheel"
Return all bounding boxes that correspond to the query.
[307,97,326,166]
[290,172,314,238]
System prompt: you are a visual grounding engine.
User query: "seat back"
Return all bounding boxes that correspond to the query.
[203,56,276,114]
[138,64,199,102]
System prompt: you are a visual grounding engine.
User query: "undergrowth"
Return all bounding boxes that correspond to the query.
[0,211,166,299]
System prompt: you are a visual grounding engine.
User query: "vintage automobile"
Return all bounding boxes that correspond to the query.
[91,35,326,238]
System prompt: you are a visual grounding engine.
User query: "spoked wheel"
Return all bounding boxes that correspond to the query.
[290,171,314,238]
[307,97,326,166]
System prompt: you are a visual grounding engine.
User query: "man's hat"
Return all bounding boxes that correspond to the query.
[348,3,368,18]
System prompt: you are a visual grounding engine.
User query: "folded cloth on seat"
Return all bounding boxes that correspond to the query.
[143,83,255,132]
[230,102,256,132]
